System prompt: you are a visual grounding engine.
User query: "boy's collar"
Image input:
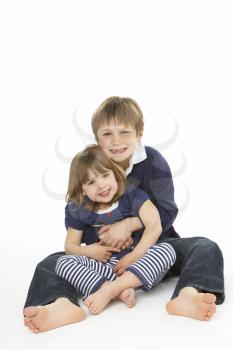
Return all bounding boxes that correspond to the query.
[125,142,147,176]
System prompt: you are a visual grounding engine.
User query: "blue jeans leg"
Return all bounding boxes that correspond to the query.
[24,252,80,308]
[160,237,225,304]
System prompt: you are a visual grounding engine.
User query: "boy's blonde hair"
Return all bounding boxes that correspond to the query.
[66,144,125,210]
[92,96,144,140]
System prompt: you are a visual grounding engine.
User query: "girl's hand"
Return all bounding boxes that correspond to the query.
[86,242,120,263]
[114,252,135,276]
[98,219,132,249]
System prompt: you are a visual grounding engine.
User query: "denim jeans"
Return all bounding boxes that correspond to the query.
[159,236,225,304]
[24,252,81,307]
[23,236,225,308]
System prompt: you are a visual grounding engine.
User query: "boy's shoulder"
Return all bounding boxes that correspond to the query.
[144,145,163,159]
[142,145,169,170]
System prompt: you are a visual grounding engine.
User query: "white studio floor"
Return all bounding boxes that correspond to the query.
[1,232,232,350]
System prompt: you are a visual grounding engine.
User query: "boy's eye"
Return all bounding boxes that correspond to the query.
[121,130,130,134]
[102,133,111,136]
[103,173,110,178]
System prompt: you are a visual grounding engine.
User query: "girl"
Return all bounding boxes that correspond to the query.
[55,144,176,314]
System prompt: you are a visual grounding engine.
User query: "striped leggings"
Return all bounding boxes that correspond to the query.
[55,242,176,299]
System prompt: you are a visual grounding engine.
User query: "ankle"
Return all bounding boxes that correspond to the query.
[179,286,200,296]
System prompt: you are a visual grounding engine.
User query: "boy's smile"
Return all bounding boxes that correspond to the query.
[97,121,142,170]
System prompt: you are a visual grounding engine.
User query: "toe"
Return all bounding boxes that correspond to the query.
[29,323,37,331]
[204,316,211,321]
[203,293,216,304]
[209,304,216,312]
[32,328,40,334]
[24,306,39,318]
[84,298,91,307]
[24,317,31,326]
[90,305,97,314]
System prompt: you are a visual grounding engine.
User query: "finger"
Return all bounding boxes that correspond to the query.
[116,267,124,276]
[107,246,121,252]
[99,236,107,244]
[123,242,129,249]
[98,225,109,234]
[114,263,121,273]
[124,239,133,248]
[116,241,124,249]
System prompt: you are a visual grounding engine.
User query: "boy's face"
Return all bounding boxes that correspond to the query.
[97,121,142,169]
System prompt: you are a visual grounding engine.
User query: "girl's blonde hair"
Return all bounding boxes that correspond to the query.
[66,144,125,210]
[91,96,144,140]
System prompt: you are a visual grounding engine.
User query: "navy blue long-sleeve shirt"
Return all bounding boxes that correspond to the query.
[127,146,179,239]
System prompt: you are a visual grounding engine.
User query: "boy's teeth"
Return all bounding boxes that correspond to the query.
[111,148,125,153]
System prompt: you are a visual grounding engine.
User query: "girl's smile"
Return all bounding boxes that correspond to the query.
[82,169,118,209]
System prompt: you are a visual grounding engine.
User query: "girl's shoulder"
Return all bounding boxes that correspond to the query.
[121,186,149,205]
[65,201,92,218]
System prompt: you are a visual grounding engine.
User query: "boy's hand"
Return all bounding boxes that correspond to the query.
[86,242,120,263]
[114,252,135,276]
[121,237,134,250]
[98,219,132,249]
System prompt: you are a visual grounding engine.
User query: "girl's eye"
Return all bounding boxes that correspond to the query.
[121,130,130,134]
[103,173,110,178]
[87,180,95,185]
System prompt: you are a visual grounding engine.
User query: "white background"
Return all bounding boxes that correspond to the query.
[0,1,232,349]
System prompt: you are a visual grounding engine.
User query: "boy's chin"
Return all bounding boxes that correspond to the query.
[115,158,131,170]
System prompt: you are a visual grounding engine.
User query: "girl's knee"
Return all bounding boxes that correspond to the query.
[158,242,176,261]
[149,243,176,267]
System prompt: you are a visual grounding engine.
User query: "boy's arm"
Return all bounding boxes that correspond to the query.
[148,148,178,232]
[65,227,120,262]
[114,199,162,274]
[98,217,142,249]
[130,199,162,261]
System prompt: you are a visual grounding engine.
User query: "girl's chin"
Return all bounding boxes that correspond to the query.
[97,193,114,202]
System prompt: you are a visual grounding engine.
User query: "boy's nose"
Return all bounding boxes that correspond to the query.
[112,133,120,145]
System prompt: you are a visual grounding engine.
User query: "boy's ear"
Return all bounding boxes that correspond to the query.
[138,128,144,138]
[95,135,100,144]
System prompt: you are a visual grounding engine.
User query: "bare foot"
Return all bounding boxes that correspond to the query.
[166,287,216,321]
[23,298,86,333]
[84,282,117,315]
[118,288,136,308]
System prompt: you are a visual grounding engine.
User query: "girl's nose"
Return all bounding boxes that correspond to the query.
[96,178,105,188]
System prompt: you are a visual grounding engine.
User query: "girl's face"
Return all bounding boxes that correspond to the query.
[82,168,118,208]
[96,121,142,170]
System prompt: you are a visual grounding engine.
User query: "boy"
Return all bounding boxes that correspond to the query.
[24,97,224,333]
